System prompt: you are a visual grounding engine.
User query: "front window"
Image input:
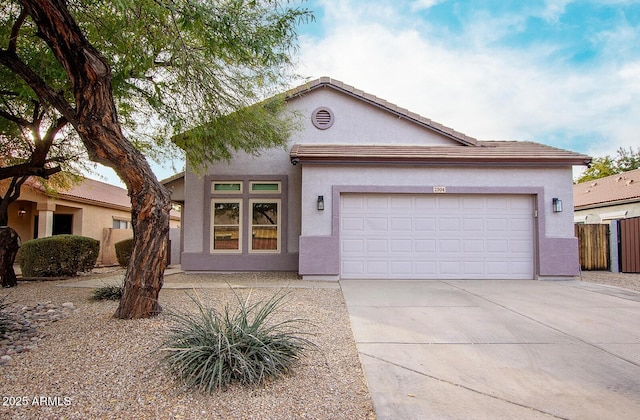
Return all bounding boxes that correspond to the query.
[250,200,280,253]
[211,200,242,252]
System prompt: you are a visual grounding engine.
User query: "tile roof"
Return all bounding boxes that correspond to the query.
[573,168,640,209]
[59,178,131,210]
[24,177,181,219]
[286,77,478,146]
[290,141,592,166]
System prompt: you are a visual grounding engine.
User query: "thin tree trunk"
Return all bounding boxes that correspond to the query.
[0,227,19,288]
[15,0,172,318]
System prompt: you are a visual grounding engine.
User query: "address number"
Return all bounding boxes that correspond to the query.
[432,186,446,193]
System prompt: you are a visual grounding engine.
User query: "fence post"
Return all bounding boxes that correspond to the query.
[609,220,619,273]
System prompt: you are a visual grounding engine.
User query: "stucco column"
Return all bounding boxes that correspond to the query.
[36,202,56,238]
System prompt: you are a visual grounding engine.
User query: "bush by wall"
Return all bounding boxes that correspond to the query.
[18,235,99,277]
[114,238,134,267]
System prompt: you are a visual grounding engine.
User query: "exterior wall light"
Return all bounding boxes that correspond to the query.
[552,198,563,213]
[317,195,324,211]
[18,207,26,217]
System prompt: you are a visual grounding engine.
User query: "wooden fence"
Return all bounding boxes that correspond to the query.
[620,217,640,273]
[575,224,609,270]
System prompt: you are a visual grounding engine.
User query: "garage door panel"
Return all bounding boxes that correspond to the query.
[438,197,461,209]
[415,196,436,209]
[342,217,364,231]
[366,218,387,231]
[367,239,387,253]
[342,239,364,253]
[486,219,508,231]
[462,218,484,231]
[341,194,534,279]
[390,218,412,231]
[439,218,460,231]
[367,196,388,209]
[414,217,436,231]
[390,239,412,253]
[366,260,388,275]
[415,239,436,253]
[463,239,484,253]
[511,218,533,231]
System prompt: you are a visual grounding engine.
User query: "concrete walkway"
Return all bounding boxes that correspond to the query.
[57,269,340,290]
[340,279,640,419]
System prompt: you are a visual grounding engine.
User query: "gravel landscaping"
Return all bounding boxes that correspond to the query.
[0,273,375,420]
[577,270,640,292]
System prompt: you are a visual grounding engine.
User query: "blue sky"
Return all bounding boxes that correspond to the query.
[97,0,640,186]
[295,0,640,157]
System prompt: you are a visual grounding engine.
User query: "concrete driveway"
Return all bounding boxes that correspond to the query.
[340,279,640,419]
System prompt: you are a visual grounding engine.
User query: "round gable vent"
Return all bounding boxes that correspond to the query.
[311,107,334,130]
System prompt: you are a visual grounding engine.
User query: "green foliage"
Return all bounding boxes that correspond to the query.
[2,0,313,171]
[91,282,124,301]
[576,147,640,183]
[114,238,134,267]
[17,235,99,277]
[161,290,315,392]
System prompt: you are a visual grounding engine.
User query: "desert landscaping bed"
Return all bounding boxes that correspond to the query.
[0,274,375,420]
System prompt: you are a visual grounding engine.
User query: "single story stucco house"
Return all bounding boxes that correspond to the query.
[165,77,591,280]
[6,177,181,266]
[574,168,640,224]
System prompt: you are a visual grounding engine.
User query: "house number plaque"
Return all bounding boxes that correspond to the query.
[432,186,446,193]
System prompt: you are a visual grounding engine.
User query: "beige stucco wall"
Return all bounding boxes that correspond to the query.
[7,185,180,266]
[574,201,640,224]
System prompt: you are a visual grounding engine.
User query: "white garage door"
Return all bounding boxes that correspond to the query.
[340,194,534,279]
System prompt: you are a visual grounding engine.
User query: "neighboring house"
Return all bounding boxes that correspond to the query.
[573,168,640,224]
[165,77,590,280]
[6,177,181,265]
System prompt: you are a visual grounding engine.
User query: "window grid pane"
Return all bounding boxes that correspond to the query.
[250,182,281,193]
[250,200,280,252]
[211,200,241,252]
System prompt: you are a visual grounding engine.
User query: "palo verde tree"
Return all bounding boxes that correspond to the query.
[0,30,88,287]
[576,147,640,183]
[0,0,311,317]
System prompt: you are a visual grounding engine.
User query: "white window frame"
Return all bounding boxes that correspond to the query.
[211,198,242,253]
[249,198,281,253]
[249,181,281,194]
[211,181,243,194]
[112,218,131,229]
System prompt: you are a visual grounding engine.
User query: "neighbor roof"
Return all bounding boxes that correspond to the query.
[286,77,478,147]
[574,168,640,209]
[58,178,132,210]
[290,141,592,166]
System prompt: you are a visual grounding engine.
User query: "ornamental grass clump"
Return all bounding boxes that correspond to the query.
[90,282,124,301]
[161,290,315,392]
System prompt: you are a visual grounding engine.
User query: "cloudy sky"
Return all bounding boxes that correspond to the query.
[295,0,639,158]
[97,0,640,186]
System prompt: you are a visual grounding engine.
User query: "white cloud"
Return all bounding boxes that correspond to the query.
[295,0,640,159]
[410,0,446,11]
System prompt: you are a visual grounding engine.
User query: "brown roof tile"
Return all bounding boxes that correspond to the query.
[286,77,478,146]
[60,178,131,209]
[573,168,640,208]
[290,141,591,166]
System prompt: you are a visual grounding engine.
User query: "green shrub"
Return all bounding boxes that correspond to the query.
[91,282,123,301]
[160,290,315,392]
[114,238,134,267]
[17,235,99,277]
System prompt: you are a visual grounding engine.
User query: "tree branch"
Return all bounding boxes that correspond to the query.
[8,8,28,53]
[0,107,30,127]
[0,162,61,181]
[0,49,76,123]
